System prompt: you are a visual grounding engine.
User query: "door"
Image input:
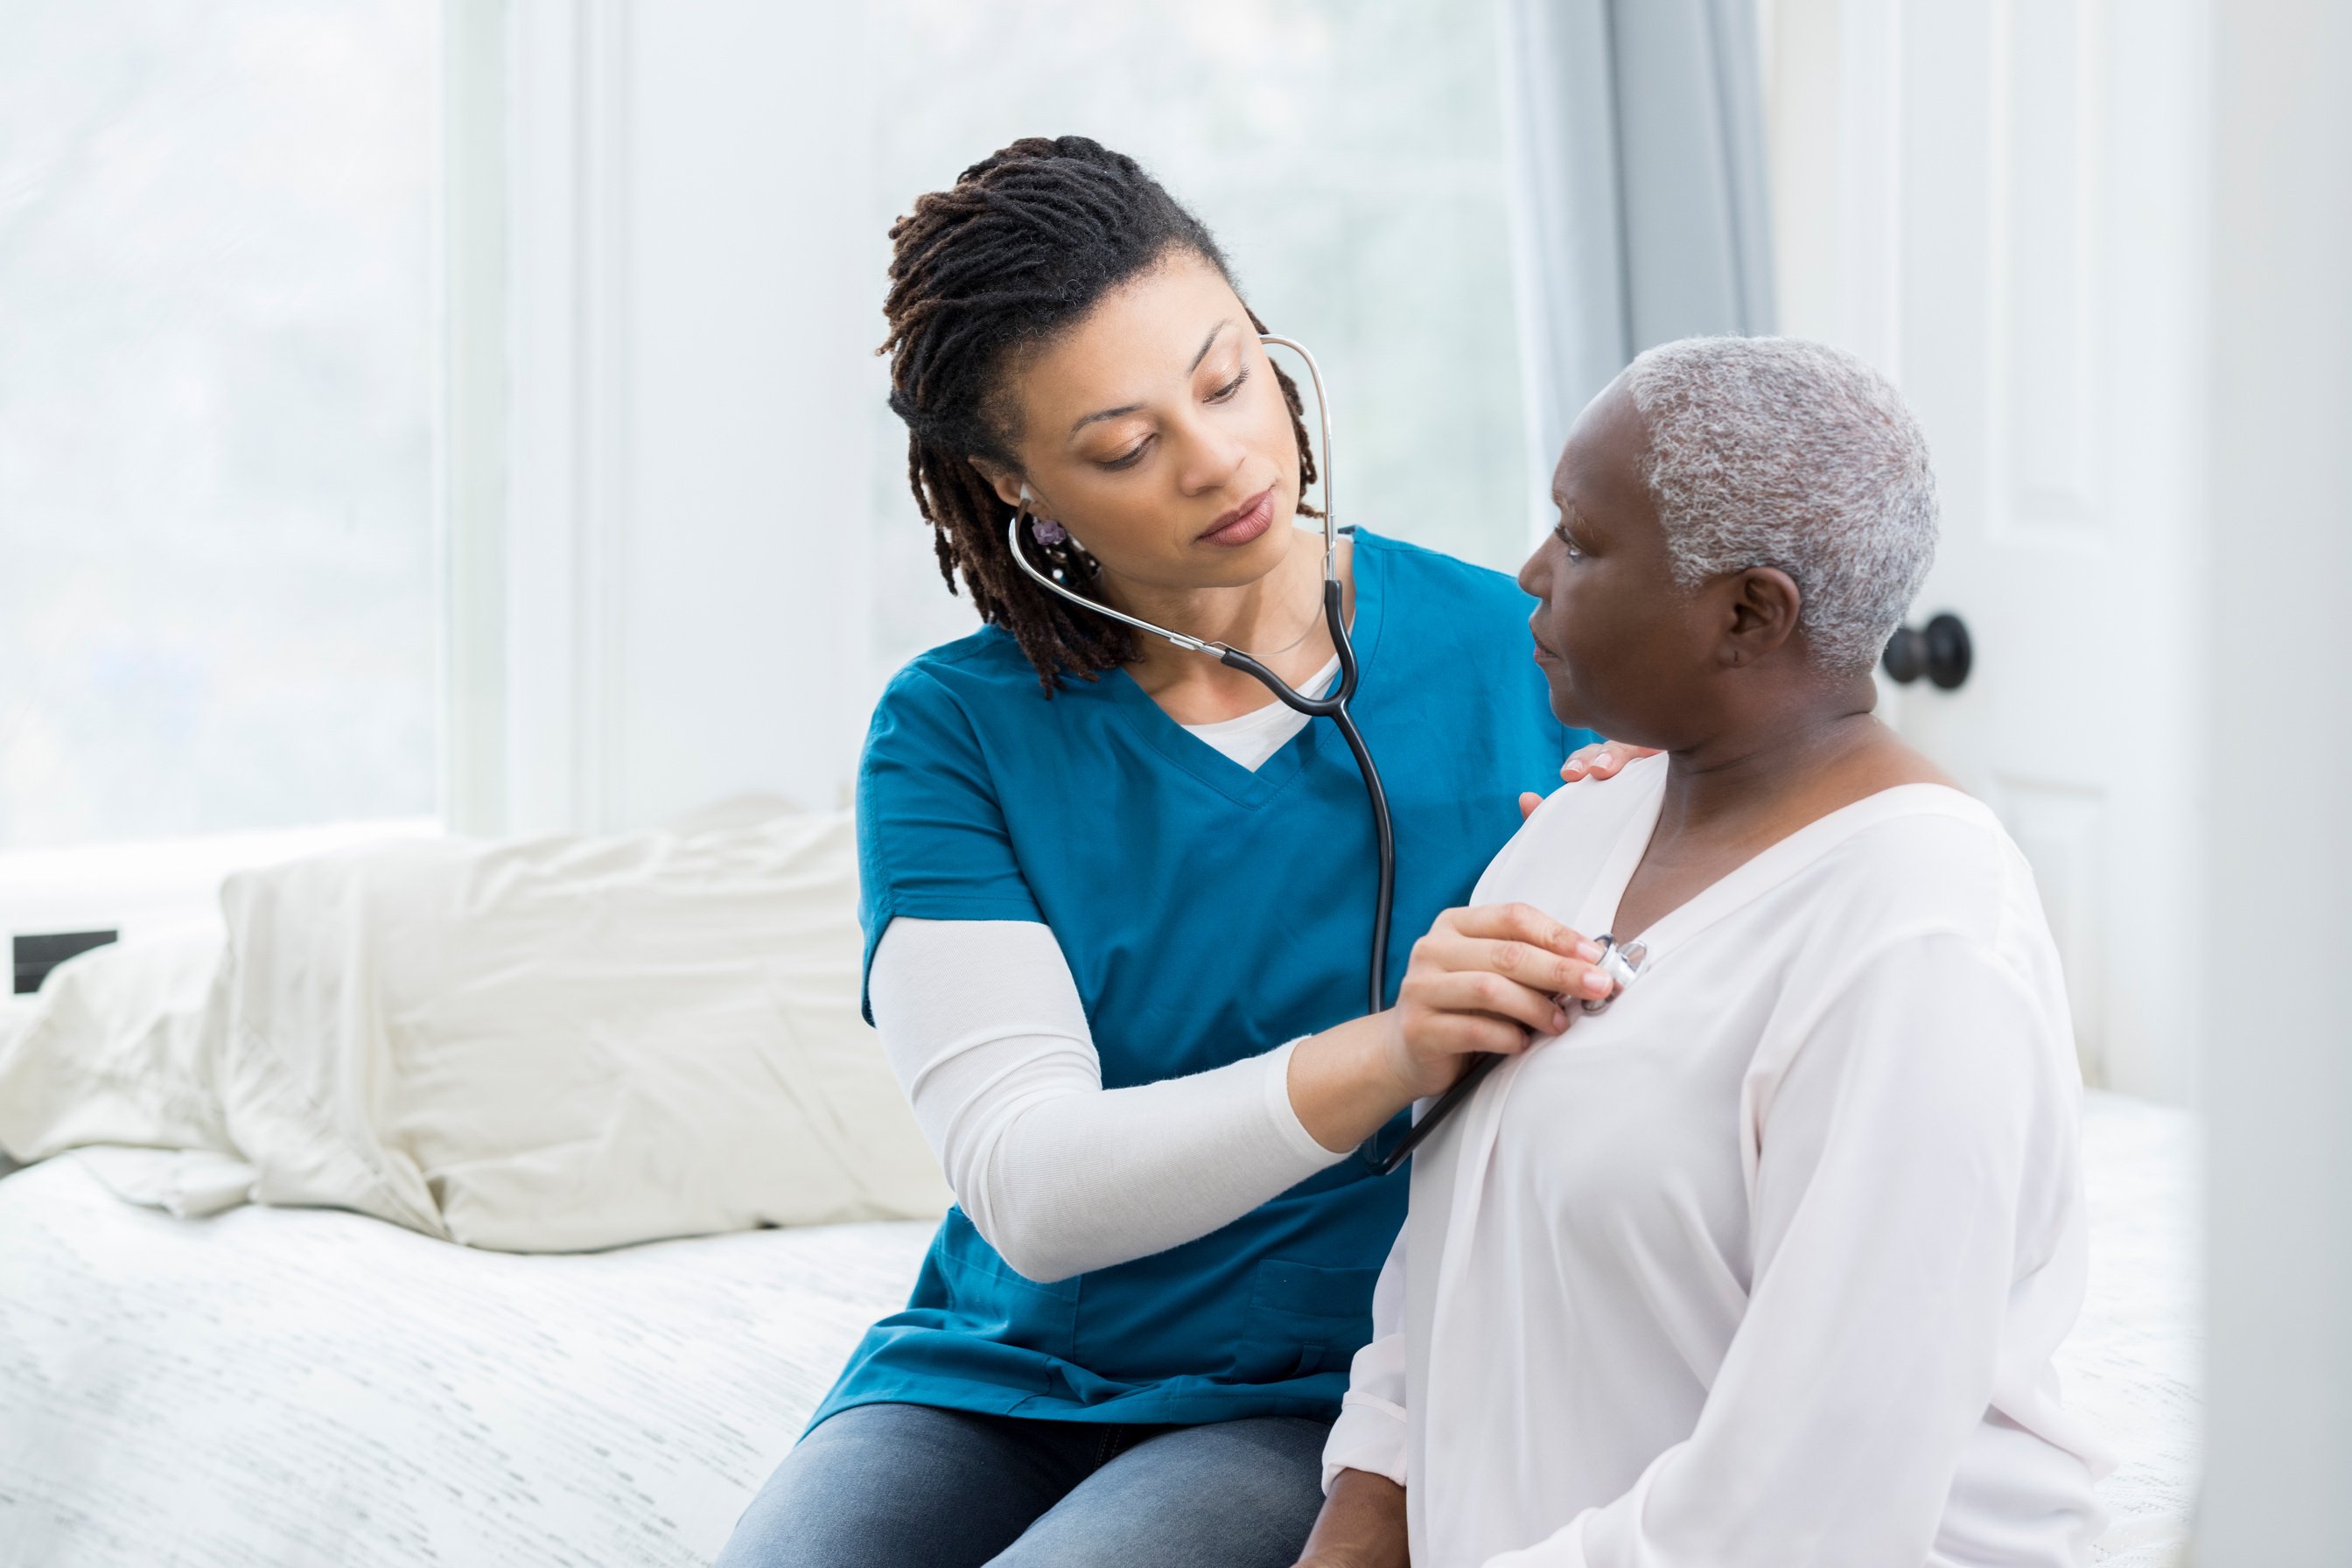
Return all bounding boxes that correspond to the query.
[1762,0,2208,1101]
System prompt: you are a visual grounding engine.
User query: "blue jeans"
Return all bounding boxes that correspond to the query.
[714,1402,1331,1567]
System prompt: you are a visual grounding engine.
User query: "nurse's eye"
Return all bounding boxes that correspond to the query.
[1207,365,1250,403]
[1100,436,1153,472]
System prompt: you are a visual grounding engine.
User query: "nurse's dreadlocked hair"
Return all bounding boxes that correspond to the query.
[880,135,1319,694]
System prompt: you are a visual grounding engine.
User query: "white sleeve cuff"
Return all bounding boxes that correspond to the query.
[1322,1395,1410,1493]
[1321,1329,1410,1493]
[1264,1035,1354,1167]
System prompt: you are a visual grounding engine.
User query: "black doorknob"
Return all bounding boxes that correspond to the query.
[1882,612,1972,690]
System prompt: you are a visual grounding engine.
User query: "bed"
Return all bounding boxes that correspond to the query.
[0,1090,2198,1568]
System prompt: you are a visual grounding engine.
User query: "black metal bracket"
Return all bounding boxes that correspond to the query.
[12,930,119,995]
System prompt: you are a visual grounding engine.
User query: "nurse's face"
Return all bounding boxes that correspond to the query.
[976,248,1304,594]
[1517,380,1717,746]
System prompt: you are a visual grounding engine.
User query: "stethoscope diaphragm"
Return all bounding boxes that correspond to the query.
[1577,934,1649,1014]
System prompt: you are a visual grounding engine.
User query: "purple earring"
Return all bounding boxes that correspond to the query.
[1030,515,1069,546]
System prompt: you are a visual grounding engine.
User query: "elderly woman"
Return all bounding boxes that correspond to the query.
[1295,338,2110,1568]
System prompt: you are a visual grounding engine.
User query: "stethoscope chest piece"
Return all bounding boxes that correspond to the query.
[1578,934,1649,1014]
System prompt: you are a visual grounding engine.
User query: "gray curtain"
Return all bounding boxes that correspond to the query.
[1502,0,1776,480]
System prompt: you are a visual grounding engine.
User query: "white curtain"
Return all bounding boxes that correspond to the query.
[1501,0,1776,516]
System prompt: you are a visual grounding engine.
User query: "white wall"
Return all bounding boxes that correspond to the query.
[2197,0,2352,1556]
[469,1,877,836]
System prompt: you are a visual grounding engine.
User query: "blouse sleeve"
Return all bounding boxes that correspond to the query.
[1321,1222,1410,1492]
[854,665,1043,1019]
[1487,933,2080,1568]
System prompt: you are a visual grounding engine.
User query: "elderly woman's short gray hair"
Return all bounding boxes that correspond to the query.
[1618,336,1937,674]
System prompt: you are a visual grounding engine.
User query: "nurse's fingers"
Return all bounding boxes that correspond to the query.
[1519,790,1544,822]
[1426,905,1600,990]
[1437,901,1594,958]
[1558,739,1660,783]
[1410,970,1571,1040]
[1408,1004,1549,1060]
[1436,934,1611,1000]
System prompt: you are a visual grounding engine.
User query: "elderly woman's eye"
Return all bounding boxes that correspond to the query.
[1552,521,1586,560]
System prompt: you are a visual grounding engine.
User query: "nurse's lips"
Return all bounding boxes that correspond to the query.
[1198,487,1275,547]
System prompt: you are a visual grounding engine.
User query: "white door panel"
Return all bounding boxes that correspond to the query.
[1766,0,2208,1101]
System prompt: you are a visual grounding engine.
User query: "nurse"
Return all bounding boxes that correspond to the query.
[717,135,1610,1568]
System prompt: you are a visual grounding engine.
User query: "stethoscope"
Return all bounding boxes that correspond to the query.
[1004,334,1637,1175]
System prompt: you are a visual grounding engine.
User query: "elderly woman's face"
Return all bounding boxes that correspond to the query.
[1517,381,1713,745]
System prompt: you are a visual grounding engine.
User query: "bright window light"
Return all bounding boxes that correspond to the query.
[0,2,438,851]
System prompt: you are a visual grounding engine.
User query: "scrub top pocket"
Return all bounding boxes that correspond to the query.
[1232,1257,1382,1382]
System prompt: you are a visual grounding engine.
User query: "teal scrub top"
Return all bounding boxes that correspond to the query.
[813,529,1591,1431]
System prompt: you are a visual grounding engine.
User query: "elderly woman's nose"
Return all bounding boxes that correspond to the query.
[1517,544,1549,598]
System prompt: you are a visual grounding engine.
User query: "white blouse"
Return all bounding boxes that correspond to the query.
[1323,755,2113,1568]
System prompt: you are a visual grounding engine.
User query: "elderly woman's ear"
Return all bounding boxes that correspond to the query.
[1719,565,1807,668]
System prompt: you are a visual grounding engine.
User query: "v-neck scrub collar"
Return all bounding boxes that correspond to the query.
[1098,529,1390,808]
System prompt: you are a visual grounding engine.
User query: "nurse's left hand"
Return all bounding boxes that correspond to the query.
[1518,738,1662,819]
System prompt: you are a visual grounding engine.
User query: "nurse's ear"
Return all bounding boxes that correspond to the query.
[970,460,1073,547]
[971,458,1055,522]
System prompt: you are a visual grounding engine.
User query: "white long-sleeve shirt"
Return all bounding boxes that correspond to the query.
[864,662,1341,1284]
[1325,755,2112,1568]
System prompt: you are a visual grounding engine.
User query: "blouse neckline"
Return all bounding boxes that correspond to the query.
[1572,756,1993,973]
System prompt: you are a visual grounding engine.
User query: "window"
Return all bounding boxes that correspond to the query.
[0,1,439,851]
[865,0,1533,676]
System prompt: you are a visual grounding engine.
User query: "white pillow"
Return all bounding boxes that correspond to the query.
[0,922,229,1165]
[0,806,949,1250]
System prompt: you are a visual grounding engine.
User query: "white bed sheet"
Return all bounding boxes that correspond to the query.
[0,1092,2198,1568]
[2061,1090,2203,1565]
[0,1157,932,1567]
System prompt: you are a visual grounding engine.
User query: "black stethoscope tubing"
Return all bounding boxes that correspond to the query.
[1006,334,1487,1176]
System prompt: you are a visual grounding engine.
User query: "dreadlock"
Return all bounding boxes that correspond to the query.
[880,135,1320,695]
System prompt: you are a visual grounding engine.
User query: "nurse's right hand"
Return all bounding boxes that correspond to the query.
[1289,904,1608,1155]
